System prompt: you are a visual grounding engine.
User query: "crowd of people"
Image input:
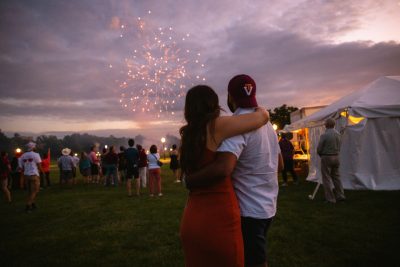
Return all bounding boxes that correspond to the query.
[0,138,182,211]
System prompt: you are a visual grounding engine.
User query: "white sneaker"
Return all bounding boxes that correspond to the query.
[149,194,154,197]
[158,193,163,197]
[281,183,288,187]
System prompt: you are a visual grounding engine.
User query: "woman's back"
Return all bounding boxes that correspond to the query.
[180,148,244,267]
[147,153,160,169]
[79,156,91,169]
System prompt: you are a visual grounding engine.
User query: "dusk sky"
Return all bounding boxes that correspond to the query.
[1,0,400,143]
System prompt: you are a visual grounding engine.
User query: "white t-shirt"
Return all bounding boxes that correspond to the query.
[147,153,161,170]
[218,108,281,219]
[18,151,42,176]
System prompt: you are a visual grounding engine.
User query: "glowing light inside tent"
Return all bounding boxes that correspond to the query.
[340,111,365,125]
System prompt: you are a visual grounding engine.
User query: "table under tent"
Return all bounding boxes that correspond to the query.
[284,76,400,191]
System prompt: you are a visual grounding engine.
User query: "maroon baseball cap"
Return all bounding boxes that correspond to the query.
[228,74,258,108]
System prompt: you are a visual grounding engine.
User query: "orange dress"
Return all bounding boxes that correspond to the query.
[180,149,244,267]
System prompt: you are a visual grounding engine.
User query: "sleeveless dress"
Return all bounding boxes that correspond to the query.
[170,153,180,170]
[180,149,244,267]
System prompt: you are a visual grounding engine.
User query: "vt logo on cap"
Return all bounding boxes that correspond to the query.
[228,74,258,108]
[243,84,253,96]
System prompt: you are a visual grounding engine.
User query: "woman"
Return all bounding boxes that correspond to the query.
[89,145,100,184]
[147,145,162,197]
[0,151,12,203]
[79,152,91,184]
[40,149,51,188]
[179,85,269,267]
[169,144,181,183]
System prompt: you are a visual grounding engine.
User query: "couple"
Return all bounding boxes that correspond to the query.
[180,74,282,267]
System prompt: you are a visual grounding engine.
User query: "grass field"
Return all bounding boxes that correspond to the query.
[1,161,399,267]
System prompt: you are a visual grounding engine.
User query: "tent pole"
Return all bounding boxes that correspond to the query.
[308,182,321,200]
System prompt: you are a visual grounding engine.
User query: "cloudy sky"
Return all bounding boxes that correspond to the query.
[1,0,400,142]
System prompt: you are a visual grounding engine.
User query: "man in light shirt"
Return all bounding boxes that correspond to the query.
[186,74,283,267]
[18,142,43,212]
[317,118,345,203]
[58,148,75,186]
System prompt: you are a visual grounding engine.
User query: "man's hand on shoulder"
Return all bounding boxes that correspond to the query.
[254,106,269,124]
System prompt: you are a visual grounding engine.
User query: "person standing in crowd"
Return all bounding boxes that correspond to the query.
[169,144,181,183]
[180,80,272,267]
[125,139,140,197]
[79,152,92,184]
[58,148,74,186]
[104,146,119,187]
[317,118,345,204]
[279,133,298,186]
[71,152,80,185]
[137,145,148,188]
[89,145,100,184]
[147,145,162,197]
[0,151,12,203]
[18,142,43,212]
[100,148,108,185]
[10,150,22,190]
[118,146,127,186]
[40,148,51,188]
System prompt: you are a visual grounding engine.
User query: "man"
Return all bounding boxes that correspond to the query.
[186,74,283,267]
[279,133,298,186]
[125,139,140,196]
[18,142,43,212]
[317,118,345,203]
[58,148,75,186]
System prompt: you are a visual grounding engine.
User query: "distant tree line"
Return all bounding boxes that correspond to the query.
[0,104,297,158]
[0,132,147,159]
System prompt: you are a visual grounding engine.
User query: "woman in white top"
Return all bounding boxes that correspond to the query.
[147,145,162,197]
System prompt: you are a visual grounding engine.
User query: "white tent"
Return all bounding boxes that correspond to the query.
[285,76,400,190]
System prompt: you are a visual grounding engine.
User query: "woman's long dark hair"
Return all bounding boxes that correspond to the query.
[180,85,221,174]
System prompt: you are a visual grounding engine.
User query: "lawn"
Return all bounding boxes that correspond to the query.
[1,161,399,267]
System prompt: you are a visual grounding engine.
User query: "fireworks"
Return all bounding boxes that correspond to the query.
[110,11,206,117]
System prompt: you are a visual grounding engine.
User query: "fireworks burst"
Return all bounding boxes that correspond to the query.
[110,11,206,117]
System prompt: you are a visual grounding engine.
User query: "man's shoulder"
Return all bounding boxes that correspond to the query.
[320,131,328,138]
[22,152,32,157]
[234,107,254,115]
